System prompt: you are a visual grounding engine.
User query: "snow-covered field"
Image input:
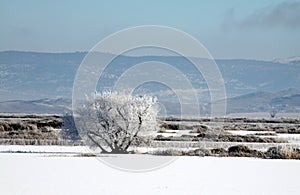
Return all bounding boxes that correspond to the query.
[1,147,300,195]
[226,112,300,118]
[0,145,89,154]
[1,115,299,194]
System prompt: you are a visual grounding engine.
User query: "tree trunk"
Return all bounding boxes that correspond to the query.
[110,148,129,154]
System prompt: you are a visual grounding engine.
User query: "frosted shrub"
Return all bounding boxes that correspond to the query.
[75,91,159,153]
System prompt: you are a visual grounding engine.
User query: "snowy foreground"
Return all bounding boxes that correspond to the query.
[1,146,300,195]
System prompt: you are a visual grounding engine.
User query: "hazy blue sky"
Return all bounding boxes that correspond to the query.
[0,0,299,60]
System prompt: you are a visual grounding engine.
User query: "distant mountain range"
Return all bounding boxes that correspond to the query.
[225,88,300,113]
[274,56,300,65]
[0,88,299,115]
[0,98,71,114]
[0,51,299,114]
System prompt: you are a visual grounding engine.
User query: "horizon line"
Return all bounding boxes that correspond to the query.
[0,50,296,62]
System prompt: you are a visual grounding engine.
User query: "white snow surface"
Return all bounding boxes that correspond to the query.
[0,145,89,154]
[1,150,300,194]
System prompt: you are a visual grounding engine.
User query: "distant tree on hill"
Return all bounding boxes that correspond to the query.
[61,112,80,141]
[269,108,277,118]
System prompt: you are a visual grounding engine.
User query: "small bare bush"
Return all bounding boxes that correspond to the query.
[266,145,300,159]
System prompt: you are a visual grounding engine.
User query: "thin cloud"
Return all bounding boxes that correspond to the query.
[223,1,300,30]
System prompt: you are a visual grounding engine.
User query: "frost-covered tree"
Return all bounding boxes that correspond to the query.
[75,91,159,153]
